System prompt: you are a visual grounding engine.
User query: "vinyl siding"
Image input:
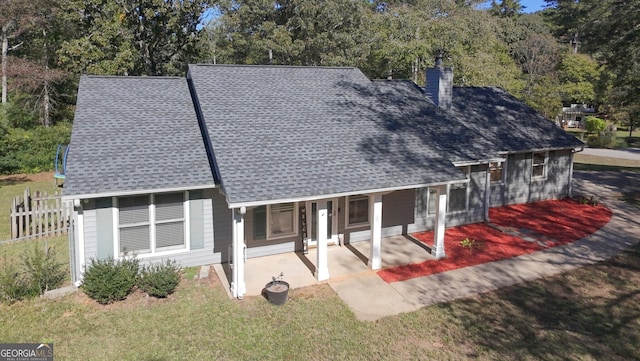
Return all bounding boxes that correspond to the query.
[81,189,220,271]
[83,200,98,262]
[493,150,572,206]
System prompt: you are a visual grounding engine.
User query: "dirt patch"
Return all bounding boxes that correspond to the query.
[0,172,55,185]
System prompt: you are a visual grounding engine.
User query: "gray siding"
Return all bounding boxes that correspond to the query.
[211,189,231,263]
[95,198,113,260]
[83,200,98,263]
[492,150,572,206]
[447,165,486,227]
[80,189,220,274]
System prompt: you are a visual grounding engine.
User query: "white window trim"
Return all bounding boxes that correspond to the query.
[489,157,507,184]
[265,202,299,240]
[345,194,370,229]
[447,166,470,214]
[114,191,190,259]
[531,151,549,180]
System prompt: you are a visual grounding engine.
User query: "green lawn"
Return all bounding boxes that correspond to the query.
[566,128,640,148]
[1,167,639,360]
[0,173,68,278]
[0,242,638,360]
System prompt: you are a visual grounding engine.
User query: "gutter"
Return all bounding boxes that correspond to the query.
[226,178,469,209]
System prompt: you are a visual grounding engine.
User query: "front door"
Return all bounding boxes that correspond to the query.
[305,199,338,248]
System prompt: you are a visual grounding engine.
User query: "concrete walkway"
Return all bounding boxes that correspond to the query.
[328,171,640,321]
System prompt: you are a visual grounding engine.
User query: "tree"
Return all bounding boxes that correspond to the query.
[556,53,600,106]
[490,0,524,18]
[1,0,34,105]
[58,0,214,76]
[212,0,372,67]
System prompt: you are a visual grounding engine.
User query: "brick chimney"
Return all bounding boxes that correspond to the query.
[425,55,453,111]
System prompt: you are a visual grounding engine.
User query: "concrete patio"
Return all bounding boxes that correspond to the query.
[214,234,437,297]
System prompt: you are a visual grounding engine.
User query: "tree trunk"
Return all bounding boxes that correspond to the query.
[42,28,50,127]
[1,31,8,105]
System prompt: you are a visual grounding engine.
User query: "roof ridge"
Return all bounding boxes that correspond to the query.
[83,75,184,79]
[188,63,358,70]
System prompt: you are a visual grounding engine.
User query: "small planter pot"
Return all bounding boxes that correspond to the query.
[264,280,290,305]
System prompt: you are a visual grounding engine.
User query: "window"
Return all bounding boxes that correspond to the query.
[448,166,469,213]
[448,183,467,212]
[253,203,298,240]
[346,195,369,227]
[270,203,295,237]
[489,157,506,183]
[427,188,437,215]
[532,151,547,179]
[118,192,186,255]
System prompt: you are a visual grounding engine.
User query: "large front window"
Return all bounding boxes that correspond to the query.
[346,195,369,227]
[253,203,298,240]
[118,192,185,255]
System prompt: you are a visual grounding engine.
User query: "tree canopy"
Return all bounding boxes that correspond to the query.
[0,0,637,137]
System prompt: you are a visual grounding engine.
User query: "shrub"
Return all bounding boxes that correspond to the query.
[22,244,67,294]
[587,131,617,148]
[585,116,606,134]
[138,260,181,298]
[81,257,139,304]
[0,255,38,304]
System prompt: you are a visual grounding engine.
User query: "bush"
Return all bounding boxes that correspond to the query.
[138,260,181,298]
[587,131,617,148]
[81,257,139,304]
[0,255,38,304]
[22,244,67,294]
[585,116,606,134]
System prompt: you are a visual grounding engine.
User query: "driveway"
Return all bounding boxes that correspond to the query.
[581,147,640,161]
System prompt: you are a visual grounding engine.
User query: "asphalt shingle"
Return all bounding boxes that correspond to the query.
[63,76,215,198]
[188,65,468,207]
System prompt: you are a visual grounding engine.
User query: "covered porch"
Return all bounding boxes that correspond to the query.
[216,234,438,297]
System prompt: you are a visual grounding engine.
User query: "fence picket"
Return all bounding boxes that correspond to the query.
[8,187,72,241]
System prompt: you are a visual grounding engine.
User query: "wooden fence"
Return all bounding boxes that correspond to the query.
[10,188,72,241]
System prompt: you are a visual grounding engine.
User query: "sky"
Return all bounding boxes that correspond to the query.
[519,0,548,13]
[481,0,549,13]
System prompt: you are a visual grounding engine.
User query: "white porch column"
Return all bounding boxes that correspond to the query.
[315,200,330,281]
[484,170,491,222]
[368,193,383,270]
[231,207,246,299]
[433,188,447,259]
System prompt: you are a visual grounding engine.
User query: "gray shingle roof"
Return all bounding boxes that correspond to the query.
[450,87,583,153]
[63,75,215,198]
[188,65,467,207]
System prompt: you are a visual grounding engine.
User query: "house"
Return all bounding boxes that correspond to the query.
[560,103,596,128]
[63,60,583,299]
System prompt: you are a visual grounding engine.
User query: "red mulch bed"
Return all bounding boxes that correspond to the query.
[377,198,612,283]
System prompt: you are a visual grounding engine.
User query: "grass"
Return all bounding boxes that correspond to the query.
[574,154,640,170]
[0,242,638,360]
[0,172,69,281]
[0,162,638,360]
[0,172,59,240]
[565,129,640,149]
